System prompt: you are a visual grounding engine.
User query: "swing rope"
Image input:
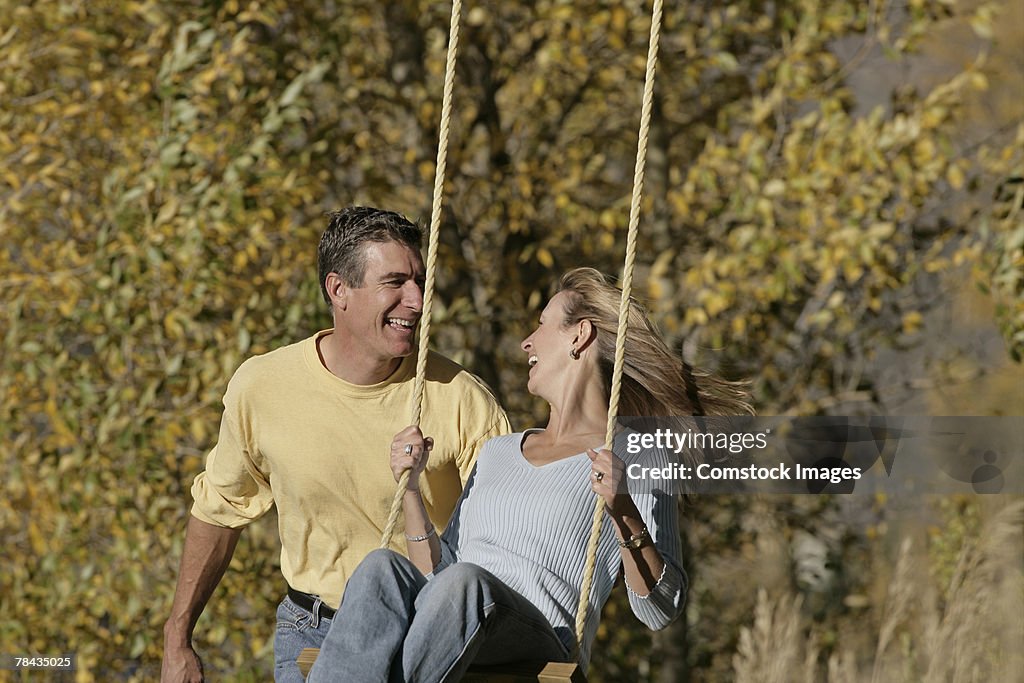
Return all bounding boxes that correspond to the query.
[300,1,663,679]
[380,0,464,550]
[377,0,665,657]
[573,0,664,652]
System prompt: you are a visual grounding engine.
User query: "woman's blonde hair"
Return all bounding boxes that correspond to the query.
[557,267,752,417]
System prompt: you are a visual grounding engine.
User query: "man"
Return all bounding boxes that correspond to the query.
[161,207,510,682]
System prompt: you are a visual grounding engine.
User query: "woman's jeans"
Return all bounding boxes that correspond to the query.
[305,549,571,682]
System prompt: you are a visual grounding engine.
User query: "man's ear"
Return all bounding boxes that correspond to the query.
[325,272,349,310]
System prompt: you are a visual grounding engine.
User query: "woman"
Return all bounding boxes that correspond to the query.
[307,268,750,682]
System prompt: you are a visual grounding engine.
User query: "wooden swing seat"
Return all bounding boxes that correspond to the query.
[296,647,586,682]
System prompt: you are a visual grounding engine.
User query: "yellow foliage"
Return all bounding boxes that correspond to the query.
[2,1,1018,680]
[902,311,924,334]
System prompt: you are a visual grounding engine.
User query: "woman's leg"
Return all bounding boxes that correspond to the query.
[399,563,571,683]
[306,548,427,683]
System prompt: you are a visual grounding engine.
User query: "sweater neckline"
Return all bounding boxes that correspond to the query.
[515,428,598,470]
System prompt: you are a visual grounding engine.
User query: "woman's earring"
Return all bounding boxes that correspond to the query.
[569,347,580,360]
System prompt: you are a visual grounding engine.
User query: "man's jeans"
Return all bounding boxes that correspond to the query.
[306,549,571,683]
[274,594,332,683]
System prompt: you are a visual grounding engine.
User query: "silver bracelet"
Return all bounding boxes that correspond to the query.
[405,526,436,542]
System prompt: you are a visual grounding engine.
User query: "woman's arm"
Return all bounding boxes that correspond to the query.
[588,448,666,594]
[390,426,441,574]
[589,447,686,629]
[608,496,668,596]
[401,487,441,574]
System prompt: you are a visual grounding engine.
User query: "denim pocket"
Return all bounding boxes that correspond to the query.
[276,596,313,633]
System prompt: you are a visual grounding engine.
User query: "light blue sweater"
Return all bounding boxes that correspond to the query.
[433,430,686,666]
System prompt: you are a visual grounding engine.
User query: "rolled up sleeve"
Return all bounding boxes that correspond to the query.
[190,377,273,528]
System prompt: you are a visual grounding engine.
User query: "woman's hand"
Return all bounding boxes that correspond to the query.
[390,426,434,491]
[587,447,629,514]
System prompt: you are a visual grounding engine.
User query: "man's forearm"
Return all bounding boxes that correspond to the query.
[164,516,242,645]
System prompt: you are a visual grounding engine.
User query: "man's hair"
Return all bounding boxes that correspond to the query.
[318,206,423,303]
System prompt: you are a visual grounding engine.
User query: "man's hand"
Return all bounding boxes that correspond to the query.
[161,640,204,683]
[161,517,241,683]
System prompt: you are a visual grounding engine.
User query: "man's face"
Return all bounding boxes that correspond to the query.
[336,240,425,365]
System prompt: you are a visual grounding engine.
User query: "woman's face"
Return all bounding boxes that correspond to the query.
[520,291,578,397]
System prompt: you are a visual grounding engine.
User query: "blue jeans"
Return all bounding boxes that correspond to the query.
[274,594,332,683]
[307,549,571,682]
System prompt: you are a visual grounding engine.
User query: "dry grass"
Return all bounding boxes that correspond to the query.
[732,590,808,683]
[871,537,917,681]
[922,501,1024,683]
[733,502,1024,683]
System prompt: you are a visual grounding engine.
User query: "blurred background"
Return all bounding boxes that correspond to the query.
[1,0,1021,680]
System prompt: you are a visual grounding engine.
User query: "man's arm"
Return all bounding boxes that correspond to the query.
[161,516,242,683]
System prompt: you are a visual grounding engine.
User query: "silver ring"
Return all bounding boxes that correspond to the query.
[593,470,604,482]
[404,444,414,455]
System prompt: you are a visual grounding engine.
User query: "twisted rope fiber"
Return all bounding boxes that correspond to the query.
[573,0,664,653]
[380,0,463,549]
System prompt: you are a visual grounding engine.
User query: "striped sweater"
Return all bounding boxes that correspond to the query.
[433,430,686,666]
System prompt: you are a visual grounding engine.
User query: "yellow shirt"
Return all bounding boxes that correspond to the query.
[191,329,509,607]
